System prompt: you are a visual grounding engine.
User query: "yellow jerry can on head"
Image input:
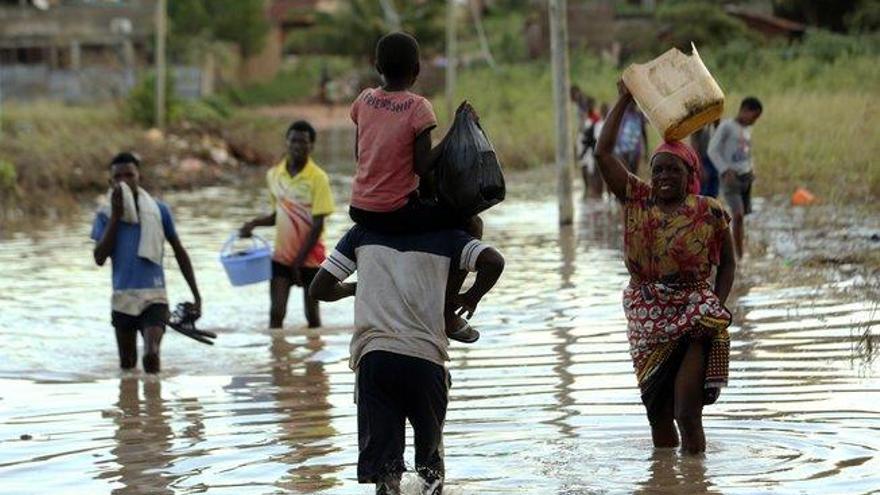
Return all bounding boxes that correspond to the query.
[622,43,725,141]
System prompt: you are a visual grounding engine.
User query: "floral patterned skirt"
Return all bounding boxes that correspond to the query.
[624,280,731,399]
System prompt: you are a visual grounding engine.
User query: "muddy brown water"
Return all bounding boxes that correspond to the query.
[1,181,879,494]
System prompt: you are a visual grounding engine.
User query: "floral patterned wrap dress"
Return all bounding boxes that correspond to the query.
[622,175,732,409]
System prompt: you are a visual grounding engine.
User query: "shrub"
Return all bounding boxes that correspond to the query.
[125,72,182,127]
[0,159,16,191]
[846,0,880,33]
[179,94,234,125]
[656,1,757,49]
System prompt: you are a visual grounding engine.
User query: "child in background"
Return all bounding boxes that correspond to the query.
[348,32,483,343]
[708,97,763,259]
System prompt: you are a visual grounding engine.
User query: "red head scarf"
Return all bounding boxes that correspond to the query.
[651,141,702,195]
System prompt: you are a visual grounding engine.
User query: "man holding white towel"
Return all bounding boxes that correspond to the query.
[91,152,201,374]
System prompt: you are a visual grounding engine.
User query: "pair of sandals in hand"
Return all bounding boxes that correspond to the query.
[166,302,216,345]
[168,303,477,346]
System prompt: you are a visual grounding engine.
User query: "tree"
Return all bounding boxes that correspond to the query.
[309,0,445,63]
[846,0,880,33]
[169,0,269,58]
[773,0,860,33]
[657,1,756,49]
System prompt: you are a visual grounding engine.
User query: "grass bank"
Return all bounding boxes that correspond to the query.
[0,102,290,227]
[433,52,880,203]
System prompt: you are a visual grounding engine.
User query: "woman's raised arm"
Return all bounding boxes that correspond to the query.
[595,81,639,201]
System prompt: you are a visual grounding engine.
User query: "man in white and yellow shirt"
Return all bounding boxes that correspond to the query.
[241,120,335,328]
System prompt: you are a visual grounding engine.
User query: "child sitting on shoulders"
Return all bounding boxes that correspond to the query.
[348,32,484,343]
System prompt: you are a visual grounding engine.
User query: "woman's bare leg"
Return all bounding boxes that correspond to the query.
[649,393,680,449]
[674,340,709,454]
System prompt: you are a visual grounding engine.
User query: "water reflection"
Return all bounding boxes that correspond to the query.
[101,377,176,495]
[269,332,341,492]
[558,225,577,290]
[2,185,880,494]
[634,450,719,495]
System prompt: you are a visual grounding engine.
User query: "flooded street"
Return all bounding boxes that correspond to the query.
[1,179,879,494]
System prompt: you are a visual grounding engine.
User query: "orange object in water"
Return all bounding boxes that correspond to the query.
[791,187,817,206]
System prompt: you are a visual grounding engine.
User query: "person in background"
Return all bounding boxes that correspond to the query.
[614,99,649,175]
[309,224,505,495]
[708,97,763,259]
[691,119,720,197]
[592,102,611,197]
[240,120,335,329]
[595,81,736,455]
[92,152,202,374]
[576,94,605,199]
[570,84,589,124]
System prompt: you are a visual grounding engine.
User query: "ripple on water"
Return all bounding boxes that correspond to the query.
[1,188,879,494]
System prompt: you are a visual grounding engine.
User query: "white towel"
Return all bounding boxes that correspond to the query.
[111,182,165,265]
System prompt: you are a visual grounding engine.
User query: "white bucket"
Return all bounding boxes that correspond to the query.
[622,43,725,141]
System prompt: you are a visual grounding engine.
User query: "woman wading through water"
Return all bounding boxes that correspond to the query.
[596,81,737,454]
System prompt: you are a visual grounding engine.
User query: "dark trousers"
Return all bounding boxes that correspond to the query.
[349,195,465,235]
[357,351,450,489]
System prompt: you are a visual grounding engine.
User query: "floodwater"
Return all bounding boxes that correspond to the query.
[1,180,879,495]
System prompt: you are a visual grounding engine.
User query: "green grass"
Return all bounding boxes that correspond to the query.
[2,33,878,224]
[432,52,880,202]
[0,103,140,194]
[0,101,287,223]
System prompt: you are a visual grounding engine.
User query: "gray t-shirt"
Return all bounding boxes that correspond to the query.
[708,118,753,175]
[322,225,489,370]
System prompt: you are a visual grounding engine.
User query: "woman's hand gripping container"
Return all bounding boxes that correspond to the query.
[622,43,725,141]
[220,233,272,286]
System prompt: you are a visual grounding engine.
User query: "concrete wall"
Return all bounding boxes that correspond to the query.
[0,1,176,102]
[0,64,204,102]
[0,0,154,48]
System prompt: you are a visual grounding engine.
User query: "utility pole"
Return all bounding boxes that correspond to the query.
[469,0,496,69]
[155,0,167,129]
[379,0,402,31]
[549,0,573,225]
[445,0,457,122]
[0,65,3,141]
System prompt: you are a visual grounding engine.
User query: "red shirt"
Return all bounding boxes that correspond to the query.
[350,88,438,212]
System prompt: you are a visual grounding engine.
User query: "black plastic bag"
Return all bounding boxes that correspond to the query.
[434,104,505,217]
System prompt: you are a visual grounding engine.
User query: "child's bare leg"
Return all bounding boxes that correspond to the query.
[142,325,164,374]
[115,327,138,370]
[269,276,292,329]
[445,216,483,342]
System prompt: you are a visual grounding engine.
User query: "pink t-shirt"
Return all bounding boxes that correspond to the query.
[350,88,438,212]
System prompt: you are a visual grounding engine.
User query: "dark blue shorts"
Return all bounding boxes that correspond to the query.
[111,303,168,332]
[349,195,466,235]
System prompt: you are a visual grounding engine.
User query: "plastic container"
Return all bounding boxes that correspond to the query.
[219,233,272,286]
[622,43,725,141]
[791,187,817,206]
